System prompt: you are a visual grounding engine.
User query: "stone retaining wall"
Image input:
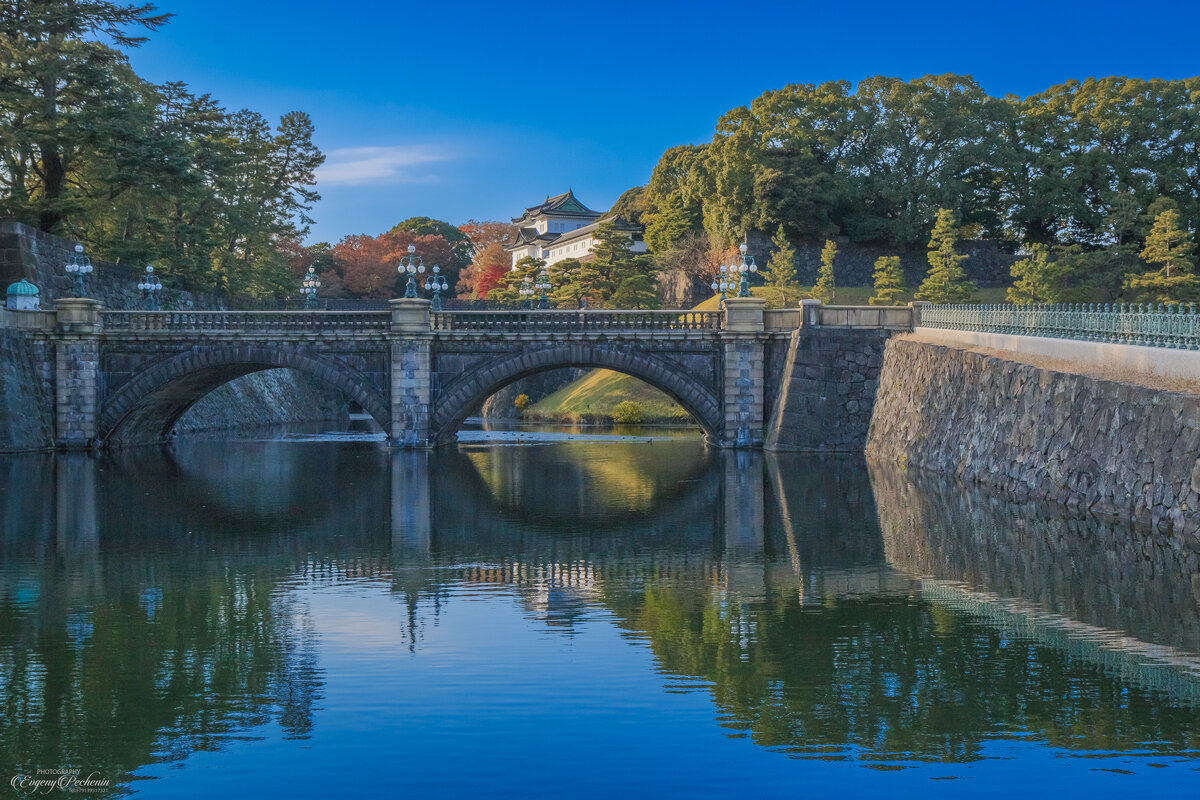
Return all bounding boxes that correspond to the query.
[764,328,890,451]
[0,221,223,310]
[0,329,53,451]
[865,337,1200,536]
[175,370,349,435]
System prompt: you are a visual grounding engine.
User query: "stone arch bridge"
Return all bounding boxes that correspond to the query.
[30,297,913,450]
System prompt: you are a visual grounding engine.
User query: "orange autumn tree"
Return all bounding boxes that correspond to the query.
[333,232,455,298]
[457,220,515,297]
[461,242,512,298]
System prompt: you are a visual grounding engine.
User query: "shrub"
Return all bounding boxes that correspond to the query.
[611,400,644,424]
[514,394,531,411]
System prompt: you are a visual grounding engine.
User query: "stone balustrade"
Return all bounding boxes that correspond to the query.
[101,310,390,335]
[431,309,723,332]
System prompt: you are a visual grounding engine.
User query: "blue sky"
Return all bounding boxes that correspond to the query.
[125,0,1200,244]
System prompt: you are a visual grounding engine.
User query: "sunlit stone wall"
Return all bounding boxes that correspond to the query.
[866,337,1200,536]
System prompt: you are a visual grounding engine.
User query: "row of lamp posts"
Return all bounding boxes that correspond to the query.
[518,264,551,310]
[66,243,163,310]
[63,240,699,312]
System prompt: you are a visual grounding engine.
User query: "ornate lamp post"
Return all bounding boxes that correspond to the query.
[518,273,534,310]
[398,244,425,298]
[138,265,163,310]
[535,265,551,310]
[710,264,731,308]
[424,264,448,311]
[735,242,758,297]
[64,243,93,298]
[301,265,321,309]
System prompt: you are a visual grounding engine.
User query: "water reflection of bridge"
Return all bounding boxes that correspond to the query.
[4,439,1200,761]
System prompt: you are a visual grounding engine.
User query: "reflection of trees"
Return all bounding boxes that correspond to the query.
[608,575,1200,761]
[0,447,397,786]
[0,547,324,784]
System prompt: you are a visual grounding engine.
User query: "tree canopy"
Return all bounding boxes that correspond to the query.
[635,74,1200,304]
[0,2,326,300]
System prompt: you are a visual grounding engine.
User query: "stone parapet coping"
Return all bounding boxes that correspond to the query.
[907,327,1200,395]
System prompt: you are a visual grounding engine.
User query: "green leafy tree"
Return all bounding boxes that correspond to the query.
[760,226,800,308]
[1007,244,1066,303]
[916,209,975,303]
[609,185,650,227]
[391,217,470,293]
[611,401,644,424]
[1124,208,1199,302]
[643,144,707,249]
[644,200,698,253]
[813,240,837,303]
[869,256,906,305]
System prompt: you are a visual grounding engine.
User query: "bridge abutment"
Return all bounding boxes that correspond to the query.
[389,299,433,448]
[53,299,102,450]
[718,298,767,448]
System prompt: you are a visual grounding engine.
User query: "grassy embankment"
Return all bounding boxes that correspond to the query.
[523,285,1011,424]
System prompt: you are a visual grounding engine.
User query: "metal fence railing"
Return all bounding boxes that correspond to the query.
[919,303,1200,349]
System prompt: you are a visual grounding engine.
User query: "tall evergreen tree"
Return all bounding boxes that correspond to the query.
[869,256,905,305]
[760,226,800,308]
[813,240,837,303]
[916,209,975,303]
[488,256,544,306]
[1124,209,1199,302]
[1007,244,1066,303]
[0,1,173,232]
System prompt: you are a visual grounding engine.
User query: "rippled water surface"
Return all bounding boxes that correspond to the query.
[1,426,1199,798]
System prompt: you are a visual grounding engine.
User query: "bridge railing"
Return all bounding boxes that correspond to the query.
[101,310,390,333]
[431,310,723,332]
[919,303,1200,349]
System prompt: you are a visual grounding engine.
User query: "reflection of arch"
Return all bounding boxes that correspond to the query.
[99,345,389,444]
[431,344,721,443]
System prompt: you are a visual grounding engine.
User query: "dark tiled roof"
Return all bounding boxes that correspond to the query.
[546,215,641,247]
[503,226,560,251]
[511,188,602,223]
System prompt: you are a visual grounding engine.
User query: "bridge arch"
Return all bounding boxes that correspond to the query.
[430,343,721,444]
[99,345,390,445]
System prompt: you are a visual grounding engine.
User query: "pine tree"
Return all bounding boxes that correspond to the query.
[813,240,837,303]
[1007,244,1065,303]
[916,208,975,303]
[761,226,800,308]
[487,256,543,305]
[1124,208,1200,302]
[869,256,905,305]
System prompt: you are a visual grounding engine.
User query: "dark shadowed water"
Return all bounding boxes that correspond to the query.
[1,425,1198,798]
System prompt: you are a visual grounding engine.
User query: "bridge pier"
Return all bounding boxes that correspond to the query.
[718,298,767,448]
[389,299,433,448]
[53,299,102,450]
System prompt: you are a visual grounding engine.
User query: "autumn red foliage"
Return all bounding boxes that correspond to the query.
[332,232,456,298]
[459,242,512,298]
[458,219,514,251]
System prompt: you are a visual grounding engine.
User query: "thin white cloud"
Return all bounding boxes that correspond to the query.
[317,144,452,186]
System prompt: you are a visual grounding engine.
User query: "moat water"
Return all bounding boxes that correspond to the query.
[1,424,1198,798]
